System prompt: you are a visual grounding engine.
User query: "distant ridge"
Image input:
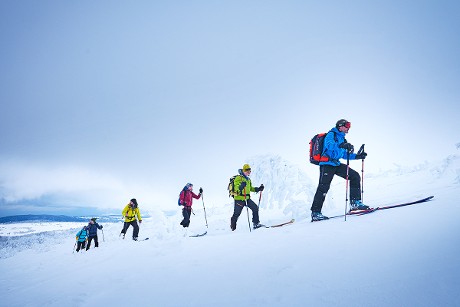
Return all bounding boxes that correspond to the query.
[0,214,121,224]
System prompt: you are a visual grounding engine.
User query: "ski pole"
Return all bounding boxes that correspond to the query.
[201,191,208,228]
[344,151,350,221]
[357,144,365,202]
[258,190,262,208]
[72,241,77,254]
[361,158,365,202]
[102,229,105,242]
[244,187,251,232]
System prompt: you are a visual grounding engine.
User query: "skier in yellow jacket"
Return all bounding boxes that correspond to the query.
[120,198,143,240]
[230,164,264,231]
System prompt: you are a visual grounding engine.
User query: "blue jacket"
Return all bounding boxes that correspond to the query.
[76,227,88,242]
[320,127,357,166]
[87,223,102,237]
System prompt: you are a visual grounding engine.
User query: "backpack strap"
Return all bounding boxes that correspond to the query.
[330,130,338,142]
[320,131,339,158]
[235,175,247,196]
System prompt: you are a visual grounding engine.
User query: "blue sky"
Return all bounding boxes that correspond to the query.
[1,0,459,216]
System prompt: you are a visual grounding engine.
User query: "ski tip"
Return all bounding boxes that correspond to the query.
[189,231,207,237]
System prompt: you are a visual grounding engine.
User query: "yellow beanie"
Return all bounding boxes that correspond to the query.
[243,164,251,171]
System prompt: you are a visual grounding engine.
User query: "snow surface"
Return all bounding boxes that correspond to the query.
[1,153,460,306]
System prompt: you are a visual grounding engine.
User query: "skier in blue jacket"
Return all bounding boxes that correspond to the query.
[311,119,368,221]
[75,226,89,252]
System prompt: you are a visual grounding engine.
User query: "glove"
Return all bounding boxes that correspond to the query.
[254,184,264,193]
[239,181,246,191]
[356,152,367,159]
[199,187,203,194]
[139,220,142,224]
[339,142,354,152]
[100,225,103,229]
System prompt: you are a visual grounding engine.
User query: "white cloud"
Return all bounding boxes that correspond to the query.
[0,160,127,207]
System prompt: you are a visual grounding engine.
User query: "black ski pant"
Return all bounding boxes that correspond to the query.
[180,207,192,228]
[121,221,139,239]
[231,199,260,229]
[311,163,361,213]
[86,235,99,250]
[76,241,86,252]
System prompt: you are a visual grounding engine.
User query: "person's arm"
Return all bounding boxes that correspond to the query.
[136,208,142,222]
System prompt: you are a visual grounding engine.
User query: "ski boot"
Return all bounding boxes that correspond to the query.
[350,200,370,211]
[253,222,265,229]
[311,211,329,222]
[230,217,237,231]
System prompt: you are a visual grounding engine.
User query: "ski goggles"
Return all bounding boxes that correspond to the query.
[340,121,351,128]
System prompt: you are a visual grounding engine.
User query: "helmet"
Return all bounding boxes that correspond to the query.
[336,119,351,129]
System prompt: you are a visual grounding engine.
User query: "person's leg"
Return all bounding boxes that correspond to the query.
[132,221,139,239]
[246,199,259,224]
[86,236,93,250]
[120,222,130,238]
[181,207,191,227]
[230,201,245,230]
[311,165,336,213]
[334,164,361,201]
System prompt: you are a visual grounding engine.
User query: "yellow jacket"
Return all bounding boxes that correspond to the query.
[122,204,142,223]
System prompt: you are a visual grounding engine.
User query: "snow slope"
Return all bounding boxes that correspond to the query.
[1,153,460,307]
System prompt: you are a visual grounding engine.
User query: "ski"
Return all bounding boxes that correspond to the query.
[375,195,434,211]
[252,219,295,229]
[270,219,295,228]
[253,224,269,229]
[189,231,207,237]
[121,234,149,241]
[347,208,378,216]
[312,196,434,222]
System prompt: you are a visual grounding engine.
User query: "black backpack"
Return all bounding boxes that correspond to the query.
[309,131,338,165]
[227,175,239,198]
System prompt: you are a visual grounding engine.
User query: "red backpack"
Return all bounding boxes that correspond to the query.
[309,131,337,165]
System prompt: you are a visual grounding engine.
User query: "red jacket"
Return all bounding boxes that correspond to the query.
[180,190,201,207]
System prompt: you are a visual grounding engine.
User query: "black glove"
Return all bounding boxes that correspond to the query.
[339,142,354,152]
[254,184,264,193]
[100,225,103,229]
[239,181,246,192]
[199,187,203,194]
[356,152,367,159]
